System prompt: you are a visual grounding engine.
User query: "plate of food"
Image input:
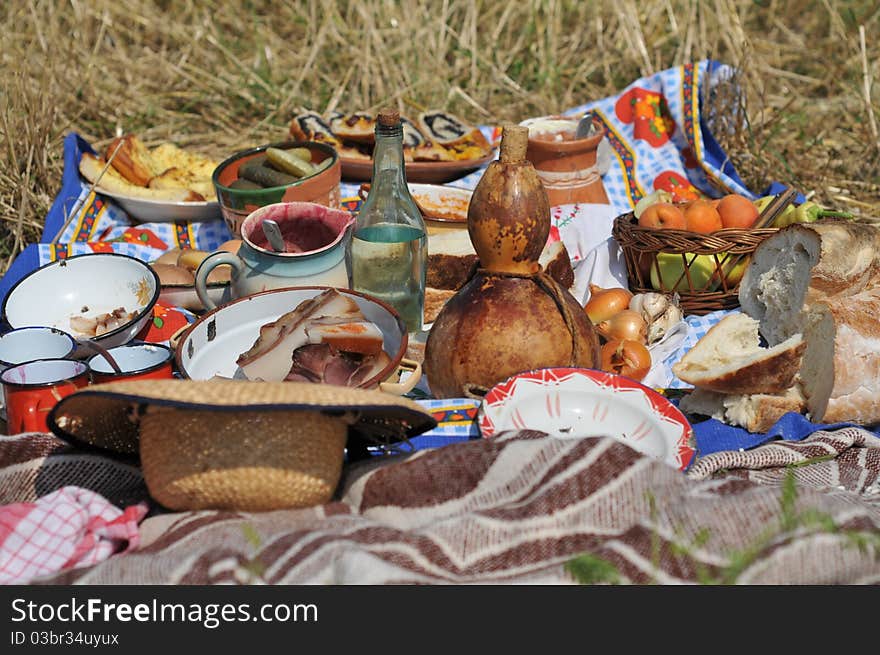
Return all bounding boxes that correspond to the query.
[478,367,696,471]
[175,286,420,395]
[359,183,472,223]
[289,109,497,184]
[78,135,222,223]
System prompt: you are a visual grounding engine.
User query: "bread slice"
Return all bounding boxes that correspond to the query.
[418,111,491,156]
[739,221,880,346]
[328,112,375,143]
[679,386,806,433]
[801,286,880,424]
[289,112,341,147]
[79,153,203,202]
[672,313,805,394]
[105,135,160,186]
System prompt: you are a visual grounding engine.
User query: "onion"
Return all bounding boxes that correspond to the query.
[600,339,652,381]
[596,309,647,344]
[584,284,633,324]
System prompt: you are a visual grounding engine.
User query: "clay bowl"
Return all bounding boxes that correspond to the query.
[213,140,342,237]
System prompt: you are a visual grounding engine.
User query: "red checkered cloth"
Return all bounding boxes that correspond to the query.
[0,486,147,584]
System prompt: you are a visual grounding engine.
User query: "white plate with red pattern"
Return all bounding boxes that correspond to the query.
[478,367,696,471]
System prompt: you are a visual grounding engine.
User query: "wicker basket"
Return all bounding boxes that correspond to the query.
[140,407,349,512]
[612,211,779,315]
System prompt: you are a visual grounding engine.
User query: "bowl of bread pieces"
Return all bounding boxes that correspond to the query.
[78,134,221,223]
[149,241,240,312]
[290,109,496,183]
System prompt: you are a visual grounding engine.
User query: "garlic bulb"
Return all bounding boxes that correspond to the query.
[629,292,683,344]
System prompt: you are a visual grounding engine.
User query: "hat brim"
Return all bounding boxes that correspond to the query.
[47,379,437,459]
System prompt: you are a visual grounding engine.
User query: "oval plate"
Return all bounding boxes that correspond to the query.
[96,188,221,223]
[479,367,696,471]
[340,151,495,184]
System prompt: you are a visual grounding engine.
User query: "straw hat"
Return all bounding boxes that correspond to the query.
[47,379,436,512]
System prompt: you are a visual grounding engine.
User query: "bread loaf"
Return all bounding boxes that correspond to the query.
[800,286,880,424]
[672,313,804,394]
[423,230,575,323]
[677,220,880,431]
[426,230,575,291]
[679,386,806,434]
[739,221,880,345]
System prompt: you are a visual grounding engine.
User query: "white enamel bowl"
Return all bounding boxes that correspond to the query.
[175,286,418,394]
[479,367,696,471]
[1,253,160,349]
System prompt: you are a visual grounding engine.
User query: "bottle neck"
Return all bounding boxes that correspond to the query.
[371,127,407,185]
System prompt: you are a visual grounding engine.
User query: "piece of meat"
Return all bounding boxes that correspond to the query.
[287,343,333,382]
[237,289,362,381]
[323,351,365,386]
[347,351,392,387]
[306,317,385,355]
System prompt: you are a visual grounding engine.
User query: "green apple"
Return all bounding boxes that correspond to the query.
[650,253,716,292]
[650,252,750,292]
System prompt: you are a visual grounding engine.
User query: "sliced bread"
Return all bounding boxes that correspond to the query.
[672,313,805,395]
[679,385,806,434]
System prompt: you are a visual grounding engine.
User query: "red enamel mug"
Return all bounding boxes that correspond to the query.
[1,359,90,434]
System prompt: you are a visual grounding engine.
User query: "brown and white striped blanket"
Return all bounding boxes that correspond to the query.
[2,428,879,584]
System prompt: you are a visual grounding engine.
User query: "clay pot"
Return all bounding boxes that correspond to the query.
[522,115,609,206]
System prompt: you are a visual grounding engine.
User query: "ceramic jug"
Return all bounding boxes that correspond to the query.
[195,202,355,311]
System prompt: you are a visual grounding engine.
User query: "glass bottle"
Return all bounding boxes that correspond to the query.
[346,108,427,333]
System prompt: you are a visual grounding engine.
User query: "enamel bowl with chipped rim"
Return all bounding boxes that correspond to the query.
[1,253,160,349]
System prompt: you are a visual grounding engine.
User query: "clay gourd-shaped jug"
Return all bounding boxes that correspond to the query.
[424,125,601,398]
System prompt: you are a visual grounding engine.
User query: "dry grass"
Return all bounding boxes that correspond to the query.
[1,0,878,271]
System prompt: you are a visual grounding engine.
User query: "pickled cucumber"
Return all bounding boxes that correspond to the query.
[239,155,299,188]
[285,147,313,163]
[313,156,333,174]
[229,178,263,190]
[266,147,315,177]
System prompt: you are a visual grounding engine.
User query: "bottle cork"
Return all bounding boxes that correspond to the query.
[499,124,528,163]
[377,108,400,127]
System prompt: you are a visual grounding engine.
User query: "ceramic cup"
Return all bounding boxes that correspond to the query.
[194,201,356,311]
[520,115,610,206]
[87,342,175,384]
[1,359,90,434]
[0,327,77,373]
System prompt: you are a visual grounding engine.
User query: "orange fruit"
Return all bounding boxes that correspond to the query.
[717,194,759,229]
[683,200,723,234]
[638,202,687,230]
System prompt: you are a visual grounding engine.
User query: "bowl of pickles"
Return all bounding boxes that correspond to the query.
[212,140,341,237]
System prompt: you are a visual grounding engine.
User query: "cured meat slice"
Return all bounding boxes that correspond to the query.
[236,289,361,381]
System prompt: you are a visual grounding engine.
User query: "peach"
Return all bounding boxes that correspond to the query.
[717,194,759,229]
[683,200,723,234]
[638,202,687,230]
